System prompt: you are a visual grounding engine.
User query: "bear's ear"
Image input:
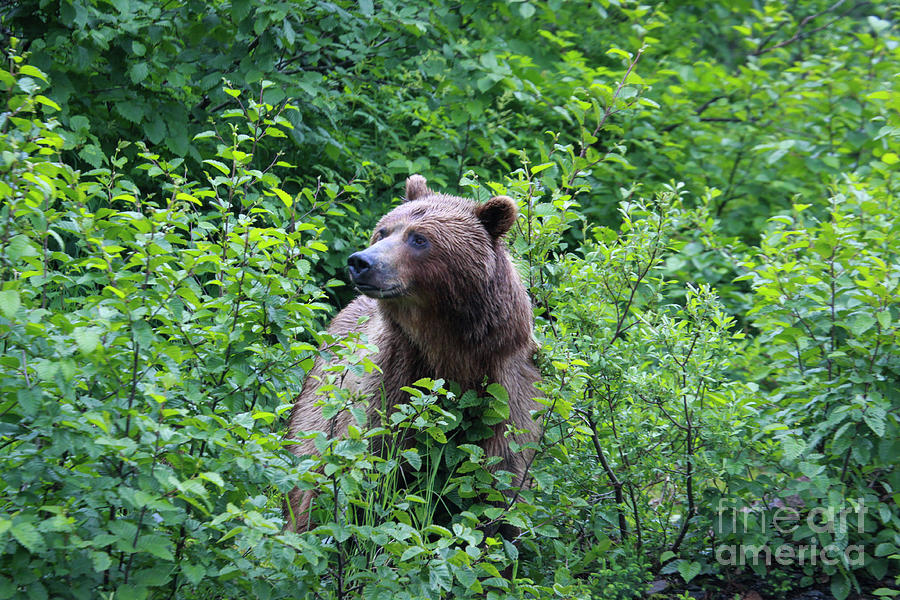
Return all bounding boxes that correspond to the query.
[476,195,518,239]
[405,175,431,202]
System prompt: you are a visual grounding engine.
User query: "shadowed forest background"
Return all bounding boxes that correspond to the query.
[0,1,898,598]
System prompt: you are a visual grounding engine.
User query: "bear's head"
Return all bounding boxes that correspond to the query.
[346,175,518,306]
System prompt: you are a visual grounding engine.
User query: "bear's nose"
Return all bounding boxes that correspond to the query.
[347,251,373,281]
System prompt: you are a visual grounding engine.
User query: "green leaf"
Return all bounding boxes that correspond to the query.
[272,187,292,207]
[0,290,21,319]
[864,405,887,437]
[129,62,150,84]
[79,144,106,168]
[116,583,148,600]
[132,566,171,587]
[182,564,205,585]
[35,95,61,111]
[677,559,701,583]
[137,535,175,560]
[426,427,447,443]
[200,472,225,488]
[402,449,421,470]
[874,542,897,557]
[530,162,554,174]
[19,65,48,81]
[117,101,145,123]
[486,383,509,404]
[11,521,43,553]
[8,235,38,260]
[831,575,851,600]
[91,551,112,572]
[400,546,425,561]
[782,436,805,461]
[144,117,166,144]
[203,159,231,176]
[849,314,876,336]
[73,327,101,354]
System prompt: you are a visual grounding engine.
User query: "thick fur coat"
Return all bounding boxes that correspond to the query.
[285,175,541,531]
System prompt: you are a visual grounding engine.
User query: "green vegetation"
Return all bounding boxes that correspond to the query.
[1,1,897,598]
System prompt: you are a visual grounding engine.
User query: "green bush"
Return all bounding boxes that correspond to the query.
[2,2,899,597]
[0,49,541,600]
[715,180,900,599]
[0,49,338,598]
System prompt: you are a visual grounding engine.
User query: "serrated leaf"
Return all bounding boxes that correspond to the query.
[144,117,166,144]
[129,62,149,84]
[782,436,804,461]
[8,235,38,260]
[606,47,631,61]
[117,101,145,123]
[73,327,100,353]
[864,405,887,437]
[486,383,508,404]
[182,564,205,585]
[175,192,201,205]
[0,290,21,319]
[35,95,61,111]
[91,551,112,572]
[402,449,422,470]
[849,314,876,336]
[875,542,897,557]
[137,534,175,561]
[200,472,225,488]
[11,521,43,553]
[503,538,519,561]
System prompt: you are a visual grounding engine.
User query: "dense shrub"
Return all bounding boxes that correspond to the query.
[720,180,900,598]
[1,1,898,598]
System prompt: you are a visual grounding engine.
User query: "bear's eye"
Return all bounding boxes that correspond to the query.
[408,232,429,250]
[375,228,388,240]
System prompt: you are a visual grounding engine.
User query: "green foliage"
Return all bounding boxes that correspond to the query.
[1,1,899,598]
[0,48,538,600]
[725,180,900,598]
[5,0,895,240]
[483,151,750,596]
[0,47,337,598]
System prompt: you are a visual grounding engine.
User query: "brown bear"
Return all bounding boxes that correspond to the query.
[284,174,541,532]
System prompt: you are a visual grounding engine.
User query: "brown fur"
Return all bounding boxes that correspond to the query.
[284,174,541,532]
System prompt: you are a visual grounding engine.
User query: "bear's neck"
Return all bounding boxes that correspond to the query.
[378,251,533,387]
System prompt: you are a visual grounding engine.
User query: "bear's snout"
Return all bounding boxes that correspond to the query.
[348,247,404,298]
[347,251,373,281]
